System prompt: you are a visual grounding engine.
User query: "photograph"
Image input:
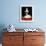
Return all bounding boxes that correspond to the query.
[20,5,34,22]
[0,0,45,46]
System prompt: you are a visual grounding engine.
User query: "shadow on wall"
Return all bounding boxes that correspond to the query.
[0,24,7,43]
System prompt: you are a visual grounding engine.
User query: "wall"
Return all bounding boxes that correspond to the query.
[0,0,41,28]
[0,0,46,44]
[0,0,46,29]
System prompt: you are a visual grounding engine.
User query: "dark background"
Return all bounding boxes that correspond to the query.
[22,7,32,17]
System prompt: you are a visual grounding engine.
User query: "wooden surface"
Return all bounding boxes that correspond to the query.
[2,32,45,46]
[2,32,24,46]
[24,32,45,46]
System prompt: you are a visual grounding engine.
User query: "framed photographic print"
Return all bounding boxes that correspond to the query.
[20,5,34,22]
